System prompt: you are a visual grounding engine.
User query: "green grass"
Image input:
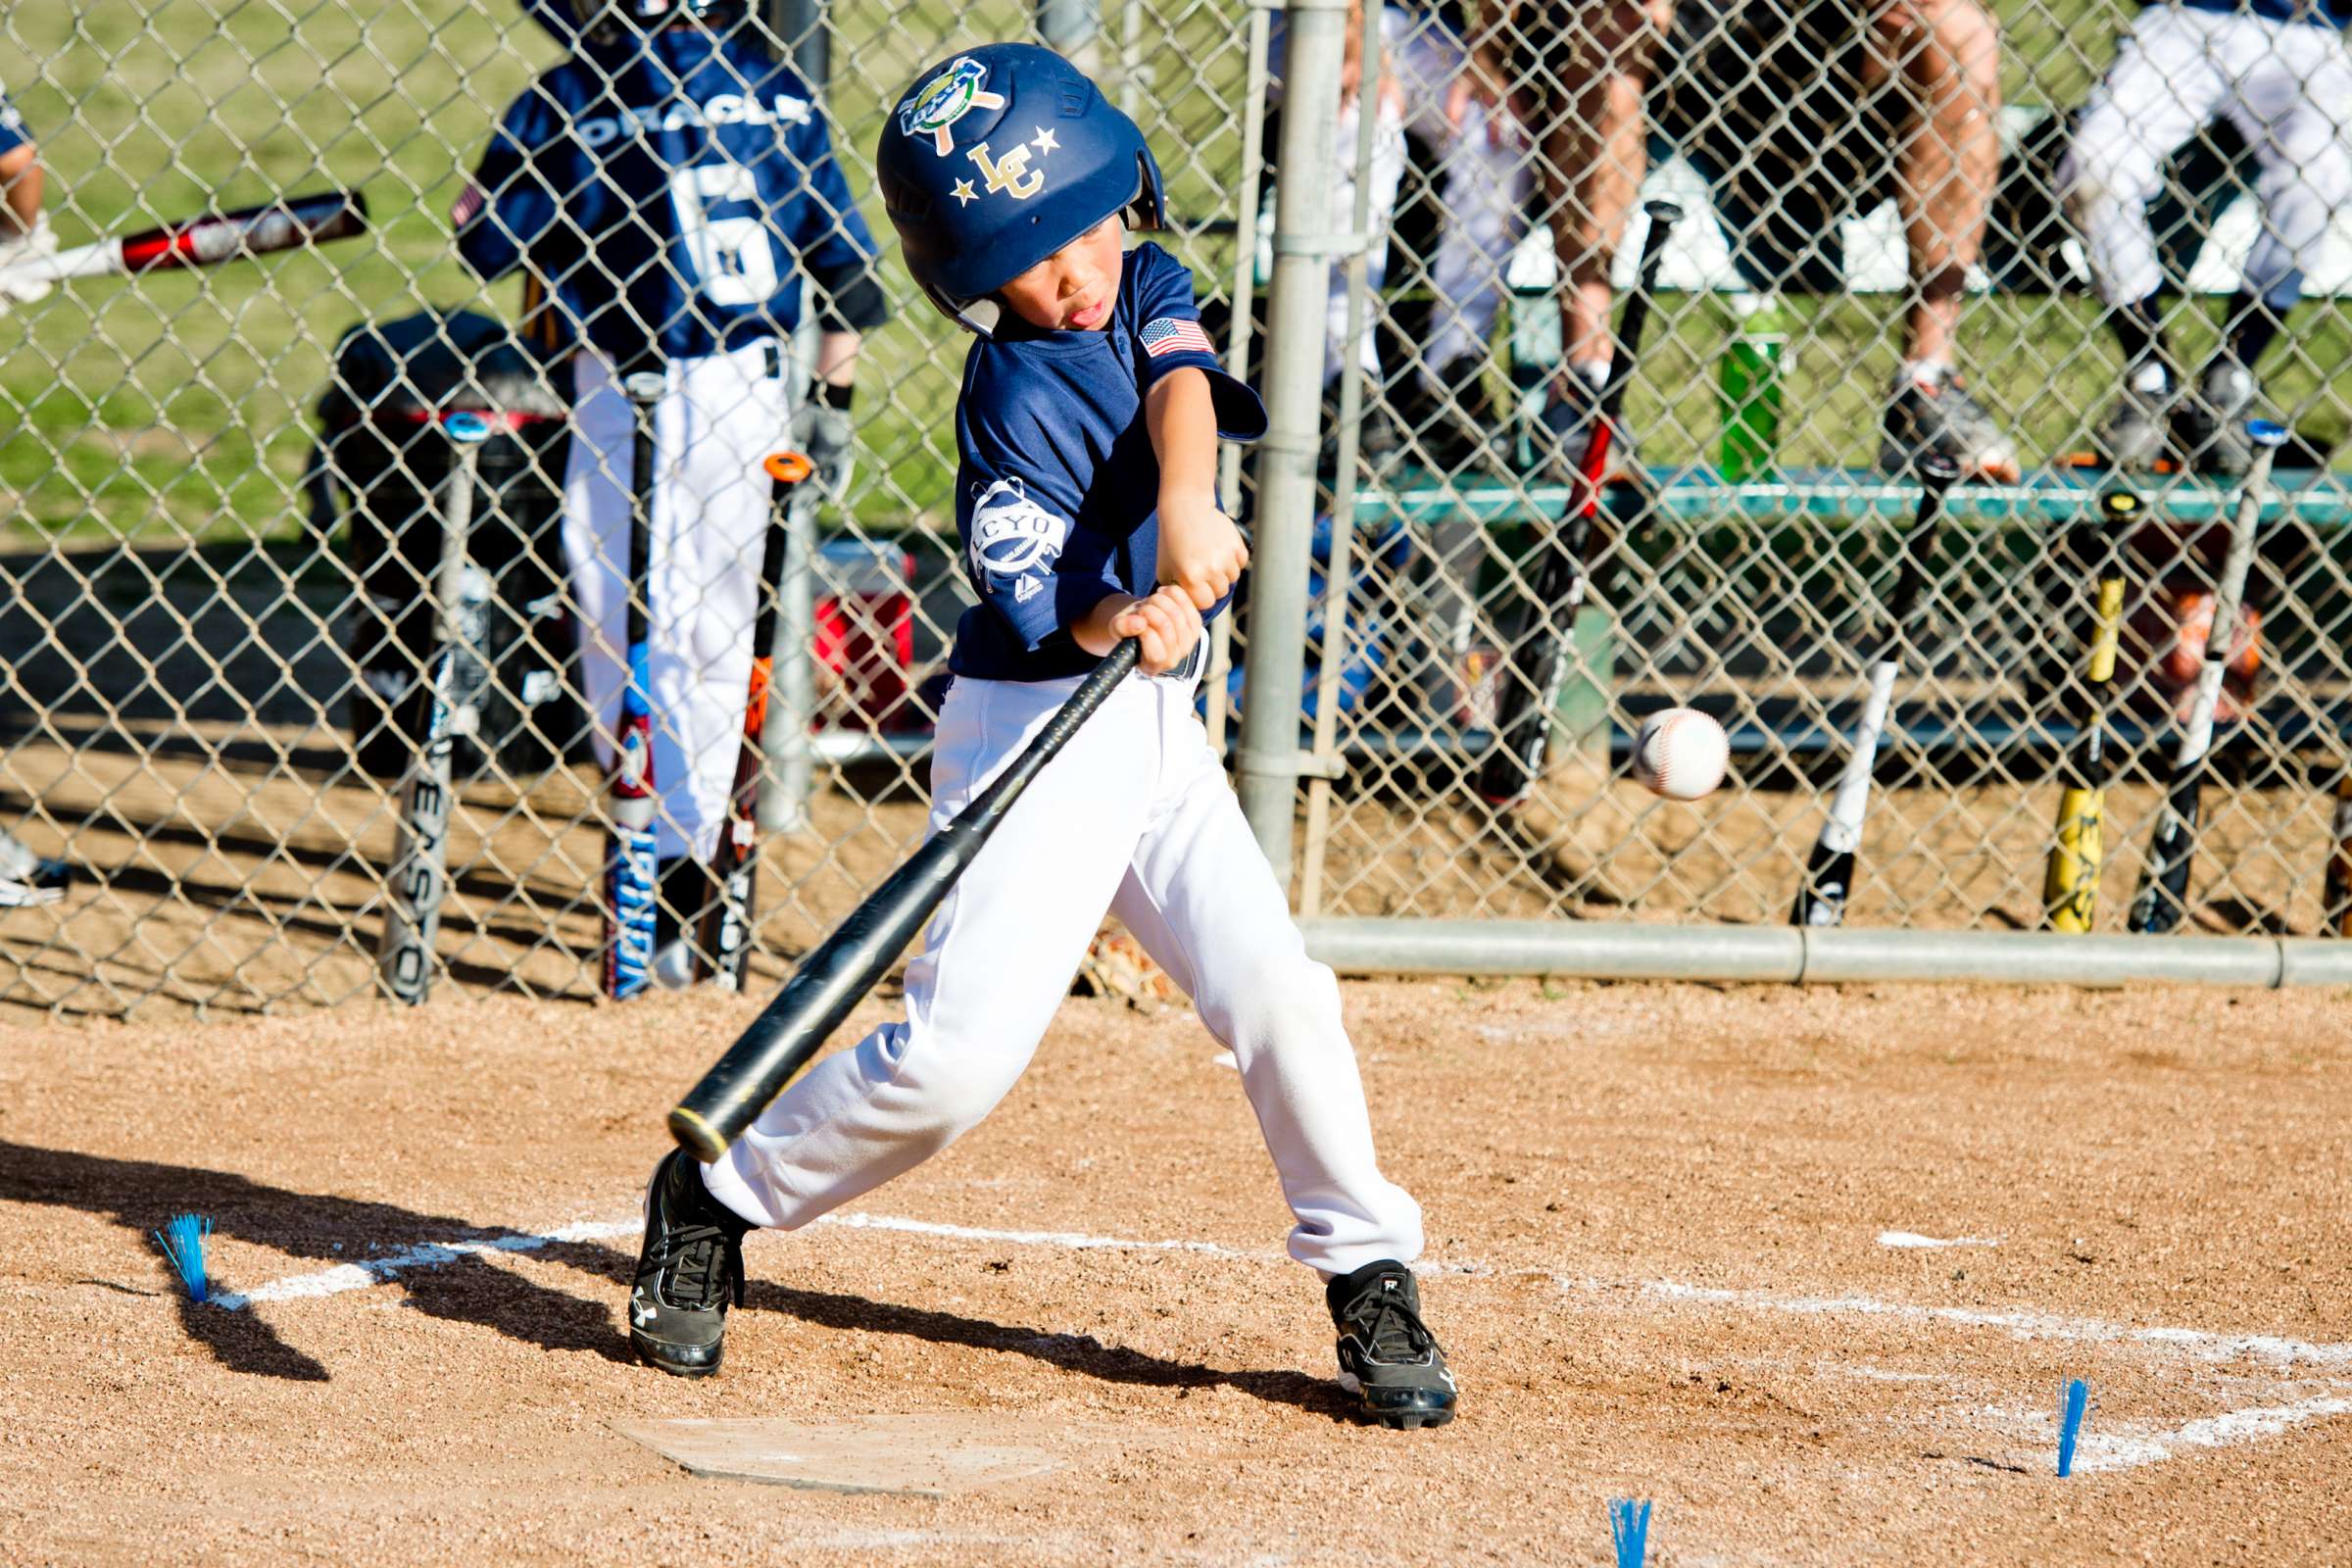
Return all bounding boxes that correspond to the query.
[0,0,2339,553]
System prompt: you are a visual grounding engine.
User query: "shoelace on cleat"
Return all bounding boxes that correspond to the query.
[1340,1280,1438,1366]
[640,1216,744,1312]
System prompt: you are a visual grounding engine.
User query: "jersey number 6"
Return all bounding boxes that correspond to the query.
[669,164,777,306]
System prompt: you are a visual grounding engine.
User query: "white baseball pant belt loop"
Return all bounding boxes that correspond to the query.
[700,662,1425,1279]
[561,338,794,864]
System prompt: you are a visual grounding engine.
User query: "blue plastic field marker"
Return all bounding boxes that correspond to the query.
[2057,1378,2089,1476]
[154,1212,213,1304]
[1609,1498,1651,1568]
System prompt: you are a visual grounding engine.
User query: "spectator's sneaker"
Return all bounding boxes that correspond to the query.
[1536,366,1620,487]
[627,1149,753,1377]
[1321,394,1404,483]
[1396,370,1507,474]
[1326,1259,1459,1430]
[2095,367,2180,470]
[1880,364,2021,483]
[2176,359,2260,476]
[0,833,68,908]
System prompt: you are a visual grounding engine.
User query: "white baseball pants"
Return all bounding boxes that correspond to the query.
[2061,5,2352,309]
[563,342,789,864]
[700,666,1427,1279]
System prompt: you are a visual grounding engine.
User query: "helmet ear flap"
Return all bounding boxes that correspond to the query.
[1123,149,1166,232]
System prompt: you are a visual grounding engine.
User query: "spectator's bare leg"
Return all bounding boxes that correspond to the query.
[1540,0,1673,376]
[1867,0,1999,371]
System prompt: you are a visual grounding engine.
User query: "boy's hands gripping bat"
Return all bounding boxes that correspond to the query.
[2042,488,2136,932]
[1790,452,1961,927]
[605,369,665,1000]
[0,191,368,283]
[2129,419,2286,934]
[1476,200,1681,805]
[668,639,1143,1161]
[702,451,812,991]
[375,410,494,1003]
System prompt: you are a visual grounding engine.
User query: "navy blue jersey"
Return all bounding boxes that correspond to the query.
[458,26,877,363]
[0,93,28,159]
[950,242,1266,682]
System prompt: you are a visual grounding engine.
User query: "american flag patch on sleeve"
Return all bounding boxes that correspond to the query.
[1139,317,1214,359]
[450,182,486,229]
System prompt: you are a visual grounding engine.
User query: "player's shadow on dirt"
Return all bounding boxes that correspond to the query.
[740,1279,1358,1424]
[0,1140,632,1381]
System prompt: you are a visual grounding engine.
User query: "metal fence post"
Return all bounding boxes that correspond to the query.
[1236,0,1348,879]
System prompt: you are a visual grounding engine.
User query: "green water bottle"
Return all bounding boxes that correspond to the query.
[1719,293,1788,481]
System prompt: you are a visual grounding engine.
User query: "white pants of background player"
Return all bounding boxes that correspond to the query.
[1387,9,1537,384]
[2060,6,2352,310]
[564,342,788,866]
[701,666,1426,1278]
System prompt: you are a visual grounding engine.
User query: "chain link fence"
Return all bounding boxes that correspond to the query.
[0,0,2346,1016]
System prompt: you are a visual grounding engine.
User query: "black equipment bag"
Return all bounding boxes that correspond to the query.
[311,309,579,781]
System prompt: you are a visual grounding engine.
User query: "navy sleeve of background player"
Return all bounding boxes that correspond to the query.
[456,88,565,284]
[1127,243,1267,442]
[783,111,888,333]
[0,92,29,159]
[958,391,1125,653]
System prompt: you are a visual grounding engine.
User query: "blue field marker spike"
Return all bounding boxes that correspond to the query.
[154,1212,214,1303]
[2057,1378,2089,1476]
[1609,1499,1651,1568]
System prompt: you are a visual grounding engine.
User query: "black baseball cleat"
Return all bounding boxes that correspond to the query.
[627,1148,753,1377]
[1326,1259,1458,1430]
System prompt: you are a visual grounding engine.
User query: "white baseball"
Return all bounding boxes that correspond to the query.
[1632,708,1728,801]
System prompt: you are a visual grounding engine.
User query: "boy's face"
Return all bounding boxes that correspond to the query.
[998,216,1123,332]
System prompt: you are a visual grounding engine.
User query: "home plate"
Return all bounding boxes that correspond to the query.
[612,1413,1065,1496]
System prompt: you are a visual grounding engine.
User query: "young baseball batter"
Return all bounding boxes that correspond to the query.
[625,42,1458,1430]
[459,0,884,987]
[2060,0,2352,471]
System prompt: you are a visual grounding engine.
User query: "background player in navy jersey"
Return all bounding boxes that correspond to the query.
[457,0,884,986]
[623,43,1459,1431]
[0,90,56,318]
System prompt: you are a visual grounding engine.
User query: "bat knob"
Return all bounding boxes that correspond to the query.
[764,450,813,484]
[442,411,494,444]
[2099,490,2141,522]
[1642,200,1684,224]
[2246,418,2289,450]
[622,370,665,404]
[1916,452,1962,486]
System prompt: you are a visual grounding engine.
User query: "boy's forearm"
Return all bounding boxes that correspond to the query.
[1145,368,1218,508]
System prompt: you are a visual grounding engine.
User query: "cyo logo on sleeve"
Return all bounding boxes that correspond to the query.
[968,477,1069,587]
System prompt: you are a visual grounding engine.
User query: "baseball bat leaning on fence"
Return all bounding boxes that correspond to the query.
[2042,488,2138,932]
[375,410,494,1004]
[702,450,813,991]
[1790,452,1961,928]
[2324,767,2352,938]
[1475,200,1681,806]
[0,191,367,283]
[2128,419,2287,934]
[605,370,667,1000]
[668,638,1144,1161]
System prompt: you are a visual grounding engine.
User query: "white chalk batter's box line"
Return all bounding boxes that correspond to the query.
[200,1209,2352,1474]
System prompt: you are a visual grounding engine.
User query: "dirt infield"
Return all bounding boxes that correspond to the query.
[3,979,2348,1565]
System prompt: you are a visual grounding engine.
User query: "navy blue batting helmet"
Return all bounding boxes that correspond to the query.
[876,44,1166,337]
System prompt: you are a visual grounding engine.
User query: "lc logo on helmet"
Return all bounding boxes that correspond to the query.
[900,56,1007,158]
[968,478,1068,582]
